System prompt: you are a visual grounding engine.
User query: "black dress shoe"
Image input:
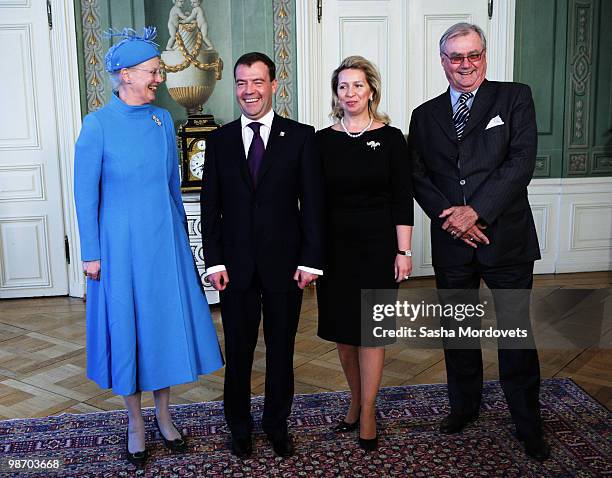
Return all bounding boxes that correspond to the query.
[332,419,359,432]
[154,417,188,453]
[523,437,550,461]
[267,433,294,458]
[439,413,478,434]
[230,435,253,458]
[125,430,147,467]
[358,435,378,452]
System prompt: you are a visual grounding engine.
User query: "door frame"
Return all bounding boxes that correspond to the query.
[50,0,85,298]
[295,0,517,131]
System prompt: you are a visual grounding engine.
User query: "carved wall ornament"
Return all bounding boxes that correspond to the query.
[534,156,551,177]
[569,153,587,173]
[576,4,587,43]
[273,0,294,118]
[569,1,592,149]
[574,98,584,140]
[81,0,105,112]
[572,45,590,95]
[593,153,612,174]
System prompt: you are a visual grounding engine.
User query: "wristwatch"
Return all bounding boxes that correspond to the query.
[397,250,412,256]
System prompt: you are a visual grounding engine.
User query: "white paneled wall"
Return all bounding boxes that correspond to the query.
[410,178,612,276]
[555,179,612,272]
[527,179,612,273]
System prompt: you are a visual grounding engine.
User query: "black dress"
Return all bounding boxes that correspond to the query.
[316,125,414,346]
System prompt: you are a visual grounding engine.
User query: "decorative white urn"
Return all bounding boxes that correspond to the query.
[161,23,223,115]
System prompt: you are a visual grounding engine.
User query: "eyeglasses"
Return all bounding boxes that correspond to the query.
[442,50,485,65]
[129,67,165,77]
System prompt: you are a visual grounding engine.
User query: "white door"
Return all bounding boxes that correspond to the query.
[0,2,69,297]
[319,0,407,129]
[299,0,501,276]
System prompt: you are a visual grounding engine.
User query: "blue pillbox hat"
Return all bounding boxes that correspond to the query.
[104,27,160,72]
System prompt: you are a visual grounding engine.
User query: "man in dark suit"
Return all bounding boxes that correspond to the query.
[408,23,549,461]
[201,52,324,458]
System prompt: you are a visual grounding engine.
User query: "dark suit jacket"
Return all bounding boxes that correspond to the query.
[408,79,541,267]
[201,113,324,292]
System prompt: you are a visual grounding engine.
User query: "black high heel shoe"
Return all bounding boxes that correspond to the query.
[332,418,359,432]
[154,417,188,453]
[333,408,360,432]
[357,408,378,451]
[125,429,147,467]
[358,435,378,452]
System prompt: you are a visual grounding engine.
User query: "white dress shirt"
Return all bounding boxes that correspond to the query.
[240,108,275,155]
[450,86,479,113]
[205,109,323,277]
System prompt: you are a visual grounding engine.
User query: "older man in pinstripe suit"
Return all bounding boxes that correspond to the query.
[408,23,549,461]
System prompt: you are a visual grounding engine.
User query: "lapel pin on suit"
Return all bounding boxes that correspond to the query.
[280,131,286,137]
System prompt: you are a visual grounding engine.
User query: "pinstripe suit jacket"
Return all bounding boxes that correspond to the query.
[408,79,541,268]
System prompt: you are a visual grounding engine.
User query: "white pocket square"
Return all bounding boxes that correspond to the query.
[485,115,504,130]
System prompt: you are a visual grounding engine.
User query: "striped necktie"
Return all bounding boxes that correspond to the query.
[453,92,473,141]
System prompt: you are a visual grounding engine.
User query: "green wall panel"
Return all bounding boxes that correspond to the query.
[230,0,275,119]
[591,0,612,173]
[514,0,567,178]
[563,0,612,176]
[515,0,612,177]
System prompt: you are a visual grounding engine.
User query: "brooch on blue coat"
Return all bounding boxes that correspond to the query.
[152,114,162,126]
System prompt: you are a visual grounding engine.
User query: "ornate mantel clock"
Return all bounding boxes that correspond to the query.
[178,114,219,191]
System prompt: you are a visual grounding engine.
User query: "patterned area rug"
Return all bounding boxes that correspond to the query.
[0,378,609,477]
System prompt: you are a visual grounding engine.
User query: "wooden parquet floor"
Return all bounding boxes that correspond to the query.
[0,272,610,419]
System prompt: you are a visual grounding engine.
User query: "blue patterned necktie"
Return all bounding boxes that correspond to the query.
[453,92,473,141]
[247,122,264,186]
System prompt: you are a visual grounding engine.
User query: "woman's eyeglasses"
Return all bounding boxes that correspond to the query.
[129,67,165,77]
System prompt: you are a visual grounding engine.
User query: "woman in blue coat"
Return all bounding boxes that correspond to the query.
[74,28,223,467]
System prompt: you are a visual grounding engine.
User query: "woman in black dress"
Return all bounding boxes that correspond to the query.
[316,56,414,451]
